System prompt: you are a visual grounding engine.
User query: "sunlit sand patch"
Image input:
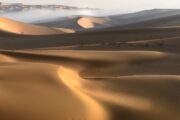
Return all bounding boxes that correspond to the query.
[0,54,15,63]
[0,17,71,35]
[57,66,153,118]
[57,66,108,120]
[54,28,75,33]
[77,17,110,28]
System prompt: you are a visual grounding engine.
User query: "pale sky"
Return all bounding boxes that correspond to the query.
[1,0,180,12]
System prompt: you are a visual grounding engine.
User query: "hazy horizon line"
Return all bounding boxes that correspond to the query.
[1,1,180,14]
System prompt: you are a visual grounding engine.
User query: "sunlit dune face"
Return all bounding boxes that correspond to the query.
[77,17,110,28]
[78,17,94,28]
[54,28,75,33]
[0,18,22,34]
[57,66,152,111]
[0,49,180,120]
[0,17,74,35]
[57,66,165,118]
[0,54,15,63]
[58,66,108,120]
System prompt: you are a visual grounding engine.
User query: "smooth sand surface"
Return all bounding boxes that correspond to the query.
[0,17,179,120]
[0,17,74,35]
[0,49,179,120]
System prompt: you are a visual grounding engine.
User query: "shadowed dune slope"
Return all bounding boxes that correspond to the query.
[118,14,180,29]
[66,9,180,30]
[0,50,179,120]
[108,9,180,29]
[1,27,180,52]
[0,17,74,35]
[37,17,83,30]
[37,9,180,31]
[38,16,111,30]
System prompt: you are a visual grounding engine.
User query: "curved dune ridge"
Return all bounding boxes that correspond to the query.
[0,17,75,35]
[0,50,179,120]
[0,54,15,62]
[36,17,83,30]
[77,17,110,28]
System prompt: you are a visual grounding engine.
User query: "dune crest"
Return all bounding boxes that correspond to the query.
[77,17,110,28]
[0,17,74,35]
[0,49,179,120]
[58,66,108,120]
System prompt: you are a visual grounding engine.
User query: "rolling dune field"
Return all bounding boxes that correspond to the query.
[0,14,180,120]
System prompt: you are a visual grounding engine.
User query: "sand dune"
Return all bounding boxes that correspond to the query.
[1,27,180,52]
[0,50,179,120]
[108,9,180,29]
[0,54,15,62]
[28,9,180,31]
[0,17,74,35]
[37,16,111,30]
[77,17,110,28]
[118,14,180,29]
[38,9,180,31]
[0,11,180,120]
[37,17,83,30]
